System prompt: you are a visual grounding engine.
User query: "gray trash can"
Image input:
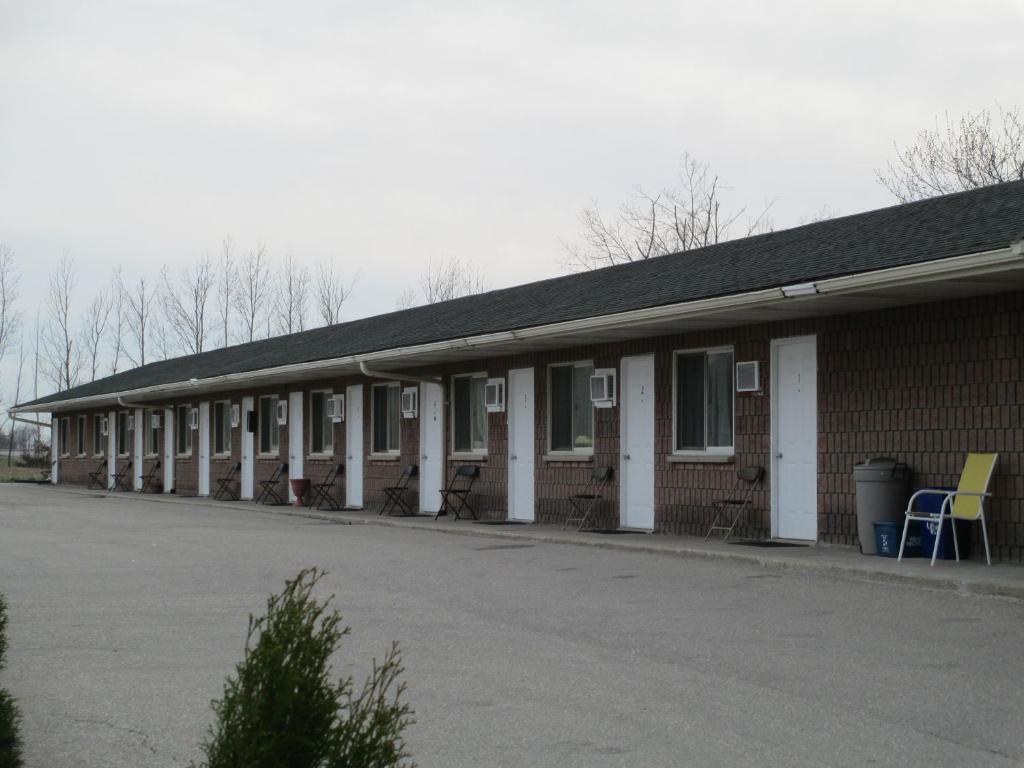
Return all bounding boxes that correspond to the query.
[853,457,910,555]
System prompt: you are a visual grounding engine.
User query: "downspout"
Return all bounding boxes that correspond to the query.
[358,362,442,384]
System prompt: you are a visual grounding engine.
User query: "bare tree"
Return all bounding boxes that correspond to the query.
[42,253,81,391]
[314,260,358,325]
[7,342,24,466]
[118,271,153,368]
[272,253,309,335]
[0,244,20,376]
[397,256,487,308]
[109,268,127,375]
[160,256,214,355]
[877,105,1024,203]
[80,289,112,382]
[217,237,235,347]
[232,244,270,344]
[562,153,773,271]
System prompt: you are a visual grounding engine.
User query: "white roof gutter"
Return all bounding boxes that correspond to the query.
[13,243,1022,414]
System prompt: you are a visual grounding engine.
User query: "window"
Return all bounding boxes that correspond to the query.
[93,414,104,456]
[452,373,488,453]
[259,396,280,455]
[76,415,86,456]
[548,362,594,453]
[116,411,129,457]
[59,417,70,457]
[371,384,400,454]
[176,405,192,456]
[214,401,232,455]
[145,409,160,456]
[310,391,334,455]
[674,347,734,454]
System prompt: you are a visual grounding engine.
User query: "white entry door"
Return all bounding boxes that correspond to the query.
[287,391,304,502]
[620,355,655,530]
[163,407,174,493]
[240,396,254,499]
[773,336,818,540]
[508,367,535,522]
[133,407,144,490]
[107,410,116,489]
[50,416,59,484]
[198,402,211,495]
[419,381,444,515]
[198,402,210,495]
[345,384,363,508]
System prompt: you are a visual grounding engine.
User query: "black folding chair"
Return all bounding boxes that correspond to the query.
[87,459,107,490]
[436,465,480,521]
[214,462,242,501]
[109,459,133,492]
[381,464,418,516]
[310,463,344,510]
[564,466,613,531]
[256,462,288,505]
[139,460,162,493]
[705,466,764,542]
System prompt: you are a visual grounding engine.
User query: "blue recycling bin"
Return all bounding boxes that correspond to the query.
[873,520,921,558]
[913,488,973,560]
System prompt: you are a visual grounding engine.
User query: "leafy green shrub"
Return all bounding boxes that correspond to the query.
[195,568,414,768]
[0,594,23,768]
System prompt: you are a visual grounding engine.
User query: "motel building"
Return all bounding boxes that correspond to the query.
[12,181,1024,562]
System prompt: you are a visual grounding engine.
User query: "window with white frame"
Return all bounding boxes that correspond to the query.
[548,362,594,453]
[214,400,232,455]
[93,414,104,456]
[59,417,70,457]
[452,373,488,453]
[309,391,334,455]
[76,415,86,456]
[176,405,192,456]
[674,347,735,454]
[144,409,160,456]
[259,395,280,455]
[371,383,400,454]
[116,411,129,457]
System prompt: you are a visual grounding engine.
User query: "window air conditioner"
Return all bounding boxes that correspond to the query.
[327,394,345,423]
[150,413,162,429]
[484,378,505,412]
[126,413,135,430]
[401,387,418,418]
[100,417,109,436]
[230,403,240,428]
[189,408,199,430]
[736,361,761,392]
[590,369,617,408]
[276,400,288,425]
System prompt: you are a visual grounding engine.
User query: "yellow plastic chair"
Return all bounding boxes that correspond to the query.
[898,453,997,566]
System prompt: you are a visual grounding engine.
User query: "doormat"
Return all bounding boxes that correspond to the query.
[588,529,649,535]
[473,520,532,526]
[729,539,809,548]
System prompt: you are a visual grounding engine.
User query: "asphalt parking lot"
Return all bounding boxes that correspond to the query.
[1,485,1022,767]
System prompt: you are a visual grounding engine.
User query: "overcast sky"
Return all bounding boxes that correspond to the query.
[1,0,1022,401]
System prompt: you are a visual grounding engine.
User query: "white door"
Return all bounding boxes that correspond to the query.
[240,396,254,499]
[198,401,210,496]
[163,407,174,493]
[50,416,59,484]
[287,391,304,502]
[773,336,818,541]
[620,355,655,530]
[107,410,116,489]
[419,381,444,514]
[508,367,535,522]
[133,407,144,490]
[345,384,363,508]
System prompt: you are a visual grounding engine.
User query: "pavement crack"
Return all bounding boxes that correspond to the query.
[58,712,158,755]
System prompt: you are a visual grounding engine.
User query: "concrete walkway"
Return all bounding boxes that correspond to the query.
[40,484,1024,601]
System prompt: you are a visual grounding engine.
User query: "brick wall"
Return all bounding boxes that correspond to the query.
[49,290,1024,561]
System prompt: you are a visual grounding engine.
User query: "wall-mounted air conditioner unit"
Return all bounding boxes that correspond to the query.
[590,369,617,408]
[189,408,199,430]
[150,413,162,429]
[126,413,135,430]
[401,387,418,418]
[736,361,761,392]
[230,404,240,428]
[276,400,288,425]
[327,394,345,423]
[100,417,109,436]
[484,378,505,412]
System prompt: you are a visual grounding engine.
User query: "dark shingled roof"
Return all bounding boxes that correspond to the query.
[21,180,1024,408]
